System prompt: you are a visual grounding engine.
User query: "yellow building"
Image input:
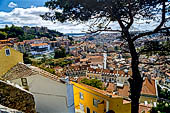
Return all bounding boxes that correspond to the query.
[72,82,131,113]
[0,46,23,76]
[86,68,102,79]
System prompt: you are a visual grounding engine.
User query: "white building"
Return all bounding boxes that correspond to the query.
[2,63,75,113]
[30,43,50,55]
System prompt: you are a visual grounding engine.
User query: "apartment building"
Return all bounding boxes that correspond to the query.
[72,82,131,113]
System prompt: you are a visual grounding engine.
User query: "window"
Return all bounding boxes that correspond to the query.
[93,98,98,107]
[5,49,10,56]
[93,111,97,113]
[21,78,28,86]
[87,107,90,113]
[79,92,84,100]
[79,103,84,111]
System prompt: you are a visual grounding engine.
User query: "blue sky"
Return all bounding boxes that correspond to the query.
[0,0,87,33]
[0,0,169,33]
[0,0,48,12]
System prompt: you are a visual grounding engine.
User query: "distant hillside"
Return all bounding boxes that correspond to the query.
[0,25,63,41]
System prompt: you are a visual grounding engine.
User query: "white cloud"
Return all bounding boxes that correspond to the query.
[8,2,17,8]
[0,6,169,33]
[0,7,88,33]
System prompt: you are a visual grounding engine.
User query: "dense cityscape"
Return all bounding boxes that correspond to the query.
[0,0,170,113]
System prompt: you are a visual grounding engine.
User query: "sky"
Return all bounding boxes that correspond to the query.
[0,0,169,33]
[0,0,48,12]
[0,0,89,33]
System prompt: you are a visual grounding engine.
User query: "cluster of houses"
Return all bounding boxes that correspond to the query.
[0,37,71,57]
[67,41,122,57]
[0,46,132,113]
[64,62,159,109]
[0,33,169,113]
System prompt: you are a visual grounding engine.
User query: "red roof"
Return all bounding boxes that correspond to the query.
[141,78,156,96]
[139,103,152,113]
[30,43,48,47]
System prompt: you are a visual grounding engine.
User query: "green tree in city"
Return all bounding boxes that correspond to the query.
[157,85,170,100]
[42,0,170,113]
[0,31,7,40]
[23,53,32,64]
[151,101,170,113]
[54,47,66,59]
[68,36,73,42]
[81,78,103,89]
[8,25,24,38]
[140,40,170,56]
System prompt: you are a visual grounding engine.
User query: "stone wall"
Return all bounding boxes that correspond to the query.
[0,80,36,113]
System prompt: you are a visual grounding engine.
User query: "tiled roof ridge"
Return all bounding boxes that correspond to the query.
[2,63,33,80]
[30,66,59,82]
[79,83,120,98]
[0,45,8,50]
[30,43,48,47]
[87,67,131,77]
[141,78,156,96]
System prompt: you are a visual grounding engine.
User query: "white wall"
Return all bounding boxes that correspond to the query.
[12,75,74,113]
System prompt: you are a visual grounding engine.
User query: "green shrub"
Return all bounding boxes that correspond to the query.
[80,78,103,89]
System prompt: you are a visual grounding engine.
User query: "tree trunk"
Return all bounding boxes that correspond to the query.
[124,31,143,113]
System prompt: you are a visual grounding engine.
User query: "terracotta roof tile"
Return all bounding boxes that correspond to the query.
[106,83,130,97]
[30,43,48,47]
[141,78,156,96]
[79,83,120,98]
[17,42,25,45]
[118,70,124,75]
[139,103,152,113]
[2,63,33,80]
[106,83,115,93]
[96,68,102,73]
[103,69,110,73]
[2,63,59,82]
[87,68,102,73]
[88,68,94,72]
[30,66,59,81]
[118,85,130,97]
[0,40,9,42]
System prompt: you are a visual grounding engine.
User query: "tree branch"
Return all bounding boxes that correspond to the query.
[139,60,170,65]
[86,29,122,34]
[132,1,167,42]
[117,18,125,29]
[132,27,170,41]
[154,0,166,32]
[126,0,134,29]
[86,18,122,34]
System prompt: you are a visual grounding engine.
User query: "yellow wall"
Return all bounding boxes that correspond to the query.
[86,73,102,79]
[139,96,157,104]
[72,82,131,113]
[0,46,23,76]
